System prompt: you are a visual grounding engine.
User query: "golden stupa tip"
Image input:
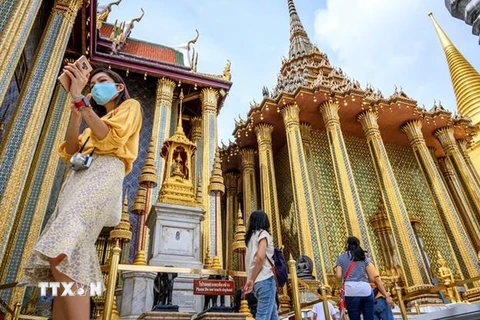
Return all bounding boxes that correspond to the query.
[427,12,433,17]
[428,12,453,49]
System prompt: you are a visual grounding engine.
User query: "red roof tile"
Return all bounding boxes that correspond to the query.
[98,24,184,66]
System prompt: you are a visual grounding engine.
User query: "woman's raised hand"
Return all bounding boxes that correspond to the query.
[63,63,89,99]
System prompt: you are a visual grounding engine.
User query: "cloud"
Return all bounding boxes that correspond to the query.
[312,0,480,114]
[314,0,432,95]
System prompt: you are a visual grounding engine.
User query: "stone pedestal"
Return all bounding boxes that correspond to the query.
[119,271,156,318]
[147,202,204,313]
[194,312,247,320]
[138,311,194,320]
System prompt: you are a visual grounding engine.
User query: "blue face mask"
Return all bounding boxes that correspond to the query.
[91,82,119,105]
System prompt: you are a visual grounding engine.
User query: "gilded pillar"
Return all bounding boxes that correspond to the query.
[153,78,176,196]
[254,123,282,247]
[209,151,225,263]
[191,117,202,191]
[0,0,42,106]
[402,120,480,283]
[281,104,325,283]
[0,0,83,264]
[438,157,480,251]
[319,102,375,258]
[239,148,259,222]
[225,173,239,271]
[200,88,219,261]
[435,127,480,216]
[357,110,432,292]
[0,86,71,308]
[457,139,480,188]
[299,123,332,273]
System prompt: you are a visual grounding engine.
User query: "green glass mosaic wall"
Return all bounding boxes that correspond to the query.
[274,145,300,260]
[310,131,349,271]
[308,130,456,274]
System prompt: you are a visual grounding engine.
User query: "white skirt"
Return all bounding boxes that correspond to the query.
[21,155,124,288]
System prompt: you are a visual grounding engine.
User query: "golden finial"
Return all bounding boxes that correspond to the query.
[109,194,132,242]
[428,12,480,125]
[196,177,203,205]
[212,256,222,270]
[130,185,147,215]
[204,246,213,269]
[133,249,147,266]
[239,300,254,319]
[175,88,184,134]
[232,206,246,252]
[208,148,225,195]
[138,140,157,188]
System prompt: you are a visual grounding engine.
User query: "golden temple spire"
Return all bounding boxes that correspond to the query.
[287,0,313,58]
[428,12,480,125]
[175,88,184,134]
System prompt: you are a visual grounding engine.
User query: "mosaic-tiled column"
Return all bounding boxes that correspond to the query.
[200,88,219,261]
[152,78,176,198]
[225,173,239,271]
[0,0,42,106]
[457,139,480,189]
[299,123,332,273]
[319,102,375,258]
[0,0,83,264]
[435,127,480,216]
[357,110,432,293]
[438,156,480,251]
[281,104,325,282]
[239,148,258,223]
[402,120,480,286]
[254,123,282,247]
[0,85,71,308]
[191,117,202,192]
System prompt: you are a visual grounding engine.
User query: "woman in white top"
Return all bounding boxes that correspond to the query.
[243,210,279,320]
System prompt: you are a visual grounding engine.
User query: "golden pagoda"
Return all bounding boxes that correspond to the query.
[428,12,480,175]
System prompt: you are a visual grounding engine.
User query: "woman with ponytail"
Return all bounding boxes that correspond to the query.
[335,236,394,320]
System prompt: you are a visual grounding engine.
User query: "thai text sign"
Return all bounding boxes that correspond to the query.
[193,279,235,295]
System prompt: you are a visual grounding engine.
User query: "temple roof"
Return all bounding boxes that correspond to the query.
[288,0,314,59]
[220,2,478,174]
[99,23,185,66]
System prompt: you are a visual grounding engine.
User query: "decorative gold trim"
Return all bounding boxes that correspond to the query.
[319,101,375,261]
[0,0,82,267]
[358,110,432,292]
[280,104,325,282]
[200,88,219,261]
[239,148,258,223]
[435,127,480,215]
[0,1,42,106]
[3,87,72,312]
[402,120,480,283]
[254,123,282,247]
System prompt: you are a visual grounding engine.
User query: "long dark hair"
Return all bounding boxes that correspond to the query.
[346,236,366,261]
[88,68,130,117]
[245,210,270,247]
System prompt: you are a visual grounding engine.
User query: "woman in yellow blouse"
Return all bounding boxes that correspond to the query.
[22,65,142,319]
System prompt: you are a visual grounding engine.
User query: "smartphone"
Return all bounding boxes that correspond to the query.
[58,55,93,92]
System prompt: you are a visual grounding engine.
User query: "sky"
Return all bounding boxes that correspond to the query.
[105,0,480,144]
